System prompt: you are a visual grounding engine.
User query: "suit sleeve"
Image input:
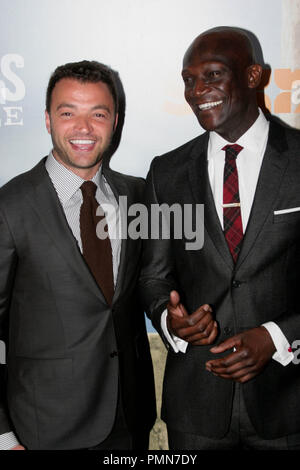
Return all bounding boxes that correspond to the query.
[139,159,178,342]
[270,231,300,348]
[270,310,300,350]
[0,207,17,434]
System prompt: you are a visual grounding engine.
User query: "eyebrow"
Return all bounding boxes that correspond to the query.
[182,60,230,70]
[56,103,112,114]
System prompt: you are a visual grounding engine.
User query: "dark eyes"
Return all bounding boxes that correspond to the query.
[182,76,193,84]
[209,70,221,78]
[182,70,222,86]
[60,112,107,119]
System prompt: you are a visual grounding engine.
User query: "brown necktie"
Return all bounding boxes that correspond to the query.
[80,181,114,305]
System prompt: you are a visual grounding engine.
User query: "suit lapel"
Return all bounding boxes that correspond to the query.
[236,121,289,270]
[26,159,107,303]
[187,134,234,270]
[102,167,131,305]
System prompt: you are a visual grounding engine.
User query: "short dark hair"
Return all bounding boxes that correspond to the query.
[46,60,119,113]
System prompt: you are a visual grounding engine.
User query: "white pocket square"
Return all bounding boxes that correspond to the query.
[274,207,300,215]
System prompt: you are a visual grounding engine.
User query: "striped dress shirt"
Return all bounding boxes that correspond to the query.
[45,151,121,286]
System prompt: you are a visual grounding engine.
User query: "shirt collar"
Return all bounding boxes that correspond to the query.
[45,151,102,205]
[208,108,269,159]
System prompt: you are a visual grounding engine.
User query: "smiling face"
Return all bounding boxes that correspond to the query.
[45,78,117,179]
[182,30,262,142]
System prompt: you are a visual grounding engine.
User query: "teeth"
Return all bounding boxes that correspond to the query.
[70,139,95,145]
[198,100,223,111]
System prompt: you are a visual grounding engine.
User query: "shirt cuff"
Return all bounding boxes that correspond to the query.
[161,309,188,353]
[262,321,294,366]
[0,431,20,450]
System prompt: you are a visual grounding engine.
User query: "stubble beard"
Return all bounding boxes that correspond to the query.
[51,133,113,171]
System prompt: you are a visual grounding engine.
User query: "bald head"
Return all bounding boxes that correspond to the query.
[183,27,256,78]
[182,26,263,141]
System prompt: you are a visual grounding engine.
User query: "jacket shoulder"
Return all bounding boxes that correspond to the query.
[0,159,52,224]
[109,169,145,186]
[268,118,300,150]
[151,133,207,170]
[103,167,146,203]
[0,162,42,205]
[104,167,145,188]
[284,125,300,145]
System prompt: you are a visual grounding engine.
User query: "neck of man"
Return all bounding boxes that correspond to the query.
[218,105,260,143]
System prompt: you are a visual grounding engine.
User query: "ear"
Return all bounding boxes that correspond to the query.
[247,64,263,89]
[113,113,119,132]
[45,110,51,134]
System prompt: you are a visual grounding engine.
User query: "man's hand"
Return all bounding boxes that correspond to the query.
[205,326,276,383]
[167,290,218,345]
[11,445,25,450]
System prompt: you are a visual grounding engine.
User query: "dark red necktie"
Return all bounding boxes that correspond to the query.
[80,181,114,305]
[223,144,244,262]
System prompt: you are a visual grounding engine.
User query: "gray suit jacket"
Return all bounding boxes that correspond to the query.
[140,120,300,439]
[0,158,156,449]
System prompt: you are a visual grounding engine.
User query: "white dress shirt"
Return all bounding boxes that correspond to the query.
[0,152,121,449]
[161,110,294,367]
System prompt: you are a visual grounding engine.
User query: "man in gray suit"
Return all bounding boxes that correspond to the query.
[140,27,300,449]
[0,60,156,450]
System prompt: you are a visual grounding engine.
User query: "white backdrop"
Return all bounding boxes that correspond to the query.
[0,0,284,186]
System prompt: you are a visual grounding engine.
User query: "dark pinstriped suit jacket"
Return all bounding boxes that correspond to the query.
[140,120,300,439]
[0,159,156,449]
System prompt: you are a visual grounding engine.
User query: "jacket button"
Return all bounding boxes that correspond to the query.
[224,327,232,335]
[110,351,118,358]
[232,280,241,288]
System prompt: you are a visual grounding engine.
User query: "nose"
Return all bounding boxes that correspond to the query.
[191,79,210,97]
[74,115,93,133]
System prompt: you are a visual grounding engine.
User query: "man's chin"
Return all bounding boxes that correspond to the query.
[53,150,103,171]
[195,114,225,133]
[70,158,103,170]
[196,119,218,132]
